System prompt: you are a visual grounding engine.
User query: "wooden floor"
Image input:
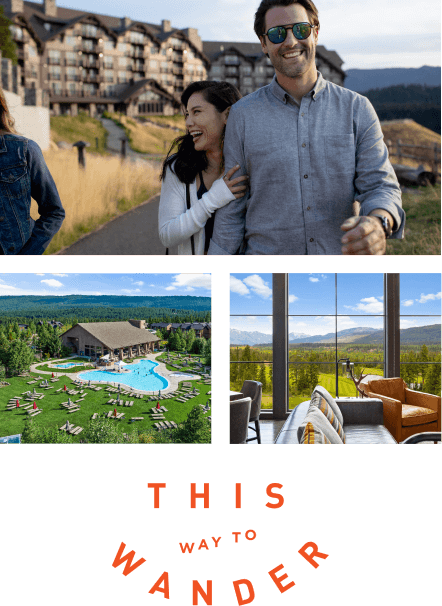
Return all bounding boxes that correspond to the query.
[246,419,286,444]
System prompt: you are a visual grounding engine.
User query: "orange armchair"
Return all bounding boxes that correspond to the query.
[361,377,441,443]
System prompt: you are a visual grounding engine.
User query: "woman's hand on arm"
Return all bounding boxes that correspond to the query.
[222,165,249,199]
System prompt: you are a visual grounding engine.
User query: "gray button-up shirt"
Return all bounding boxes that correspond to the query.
[208,71,405,255]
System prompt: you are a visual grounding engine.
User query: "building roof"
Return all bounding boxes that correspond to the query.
[15,2,210,64]
[61,322,160,349]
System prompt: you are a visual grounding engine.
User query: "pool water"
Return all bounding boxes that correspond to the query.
[169,372,196,379]
[78,359,168,391]
[54,362,84,368]
[0,434,21,444]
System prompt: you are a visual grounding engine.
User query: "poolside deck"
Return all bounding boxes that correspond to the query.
[31,352,204,395]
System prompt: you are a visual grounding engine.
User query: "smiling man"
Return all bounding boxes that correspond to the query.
[208,0,405,255]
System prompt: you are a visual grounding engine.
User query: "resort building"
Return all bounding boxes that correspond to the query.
[203,41,345,95]
[61,321,161,360]
[2,1,345,117]
[149,322,211,338]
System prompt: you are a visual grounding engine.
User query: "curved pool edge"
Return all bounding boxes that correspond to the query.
[78,360,168,393]
[31,353,204,395]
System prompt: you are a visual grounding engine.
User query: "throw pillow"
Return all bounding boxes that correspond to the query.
[310,391,346,443]
[297,406,344,444]
[312,385,344,427]
[300,422,331,444]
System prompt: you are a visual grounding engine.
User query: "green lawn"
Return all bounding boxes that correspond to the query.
[0,372,211,442]
[237,370,385,410]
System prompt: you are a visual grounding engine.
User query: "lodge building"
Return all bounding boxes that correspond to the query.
[1,1,345,116]
[61,320,161,360]
[150,322,211,339]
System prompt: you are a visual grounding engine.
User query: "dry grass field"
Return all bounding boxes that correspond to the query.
[381,119,441,171]
[32,148,161,254]
[38,115,438,255]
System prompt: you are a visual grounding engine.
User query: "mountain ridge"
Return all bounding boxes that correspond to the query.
[230,324,440,345]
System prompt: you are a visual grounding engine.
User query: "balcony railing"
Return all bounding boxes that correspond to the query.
[50,89,117,99]
[48,73,62,81]
[47,58,61,66]
[65,74,81,82]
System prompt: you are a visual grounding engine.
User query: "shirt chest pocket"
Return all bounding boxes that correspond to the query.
[0,165,28,199]
[324,134,355,176]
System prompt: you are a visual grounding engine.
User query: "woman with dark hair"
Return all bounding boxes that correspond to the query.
[0,87,64,255]
[159,81,247,254]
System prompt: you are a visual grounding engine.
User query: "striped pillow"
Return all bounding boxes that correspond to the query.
[301,422,331,444]
[312,385,344,427]
[310,391,346,443]
[298,405,344,443]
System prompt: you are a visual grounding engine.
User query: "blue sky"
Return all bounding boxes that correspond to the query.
[0,274,211,296]
[56,0,440,69]
[230,274,441,335]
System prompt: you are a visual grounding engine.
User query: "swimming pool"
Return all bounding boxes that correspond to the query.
[54,362,84,369]
[169,372,197,379]
[78,359,168,391]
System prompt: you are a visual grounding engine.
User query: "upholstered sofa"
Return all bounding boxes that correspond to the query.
[275,386,397,444]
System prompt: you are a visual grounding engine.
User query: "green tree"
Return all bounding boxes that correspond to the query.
[0,8,18,64]
[171,406,211,443]
[82,417,137,443]
[186,328,196,352]
[203,338,211,366]
[425,363,441,396]
[7,340,35,375]
[191,337,205,355]
[21,420,74,444]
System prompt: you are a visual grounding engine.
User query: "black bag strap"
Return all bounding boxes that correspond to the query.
[166,184,195,255]
[186,182,195,255]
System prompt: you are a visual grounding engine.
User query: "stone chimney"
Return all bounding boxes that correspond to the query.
[129,319,146,329]
[181,27,202,52]
[43,0,57,17]
[0,0,24,13]
[121,16,131,29]
[162,19,171,33]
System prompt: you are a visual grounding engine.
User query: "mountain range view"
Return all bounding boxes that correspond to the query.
[344,66,440,92]
[231,324,441,346]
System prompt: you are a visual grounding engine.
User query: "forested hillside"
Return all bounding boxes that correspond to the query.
[0,295,211,325]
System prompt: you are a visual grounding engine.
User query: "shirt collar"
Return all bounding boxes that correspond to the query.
[269,70,326,104]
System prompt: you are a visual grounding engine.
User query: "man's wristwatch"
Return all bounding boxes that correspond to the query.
[371,214,393,238]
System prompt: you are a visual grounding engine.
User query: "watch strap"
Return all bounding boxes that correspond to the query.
[371,214,392,238]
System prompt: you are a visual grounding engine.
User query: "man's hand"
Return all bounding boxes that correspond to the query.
[340,216,386,255]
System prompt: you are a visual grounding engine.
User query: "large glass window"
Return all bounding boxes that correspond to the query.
[288,274,385,406]
[399,274,441,393]
[230,274,441,416]
[230,274,273,409]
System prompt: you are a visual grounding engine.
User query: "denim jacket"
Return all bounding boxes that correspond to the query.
[0,134,65,255]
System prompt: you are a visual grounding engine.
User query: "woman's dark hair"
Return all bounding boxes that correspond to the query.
[254,0,320,38]
[0,86,17,133]
[161,80,241,184]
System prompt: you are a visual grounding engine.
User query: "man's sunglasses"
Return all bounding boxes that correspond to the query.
[264,22,316,44]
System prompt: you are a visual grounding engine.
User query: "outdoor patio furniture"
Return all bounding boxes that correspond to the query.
[241,380,263,444]
[361,378,441,442]
[274,388,397,444]
[230,397,252,444]
[69,426,83,435]
[130,417,144,421]
[155,421,177,431]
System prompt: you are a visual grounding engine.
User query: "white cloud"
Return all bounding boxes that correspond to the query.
[230,276,250,296]
[345,296,383,314]
[41,279,63,288]
[417,292,441,304]
[121,288,140,294]
[168,274,211,291]
[309,277,319,282]
[35,273,45,276]
[133,281,144,286]
[288,294,298,303]
[0,282,18,292]
[243,274,272,299]
[402,300,414,307]
[52,274,68,277]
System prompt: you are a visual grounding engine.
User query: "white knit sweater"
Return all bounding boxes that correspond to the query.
[158,165,236,255]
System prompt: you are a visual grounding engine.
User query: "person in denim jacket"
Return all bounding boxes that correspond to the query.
[0,88,64,255]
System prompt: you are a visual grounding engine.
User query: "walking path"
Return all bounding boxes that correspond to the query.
[56,118,177,255]
[30,353,200,395]
[100,117,165,162]
[57,193,178,255]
